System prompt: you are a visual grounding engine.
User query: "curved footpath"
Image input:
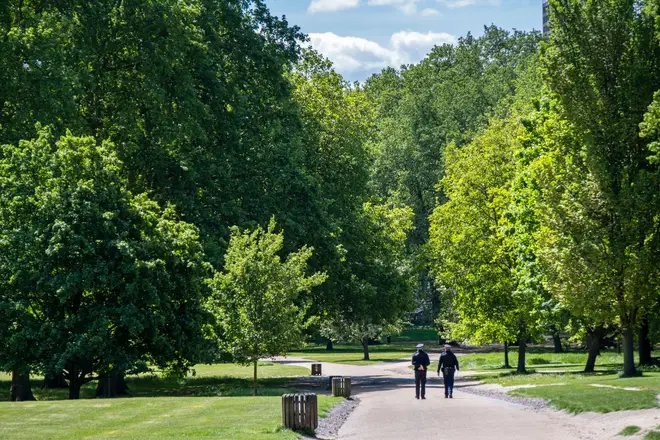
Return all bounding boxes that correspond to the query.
[274,357,660,440]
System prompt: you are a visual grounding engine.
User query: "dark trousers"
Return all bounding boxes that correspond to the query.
[414,370,427,398]
[442,371,455,396]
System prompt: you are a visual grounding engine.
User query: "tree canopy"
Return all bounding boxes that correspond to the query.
[2,0,660,399]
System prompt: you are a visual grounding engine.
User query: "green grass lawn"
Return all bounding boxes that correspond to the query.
[0,362,338,439]
[413,349,626,375]
[0,395,342,439]
[295,345,412,365]
[619,426,642,436]
[459,350,626,372]
[479,369,660,413]
[1,362,310,401]
[295,327,445,365]
[389,327,438,344]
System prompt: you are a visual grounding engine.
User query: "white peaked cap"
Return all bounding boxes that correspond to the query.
[416,344,424,349]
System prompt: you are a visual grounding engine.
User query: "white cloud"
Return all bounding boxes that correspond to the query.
[390,30,455,52]
[308,0,360,13]
[308,31,456,76]
[420,8,440,16]
[437,0,501,8]
[368,0,422,15]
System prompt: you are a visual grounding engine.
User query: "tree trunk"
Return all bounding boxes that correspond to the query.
[96,373,129,398]
[621,327,636,377]
[362,337,370,361]
[517,340,527,374]
[10,371,36,402]
[503,342,511,369]
[585,326,604,373]
[638,317,653,366]
[253,360,258,397]
[67,369,82,400]
[552,329,563,353]
[326,339,333,351]
[68,378,82,400]
[44,371,68,389]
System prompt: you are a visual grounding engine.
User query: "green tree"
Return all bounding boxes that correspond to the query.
[429,117,535,373]
[288,51,415,357]
[0,0,308,265]
[287,49,374,321]
[366,26,541,318]
[428,55,551,373]
[207,220,327,395]
[323,201,415,360]
[0,128,210,399]
[540,0,660,376]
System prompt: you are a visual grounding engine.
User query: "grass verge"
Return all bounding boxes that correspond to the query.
[480,370,660,413]
[0,395,342,440]
[0,362,340,439]
[295,345,410,365]
[0,363,309,401]
[618,426,642,436]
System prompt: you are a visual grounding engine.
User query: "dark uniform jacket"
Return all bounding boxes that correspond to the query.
[412,350,431,371]
[437,351,459,374]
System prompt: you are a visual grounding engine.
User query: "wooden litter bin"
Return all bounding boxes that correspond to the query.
[311,363,322,376]
[282,393,318,431]
[331,376,352,398]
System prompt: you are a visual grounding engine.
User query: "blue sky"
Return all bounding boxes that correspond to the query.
[267,0,543,81]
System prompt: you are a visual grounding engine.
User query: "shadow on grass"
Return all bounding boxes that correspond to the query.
[484,368,620,380]
[294,345,415,354]
[0,376,300,402]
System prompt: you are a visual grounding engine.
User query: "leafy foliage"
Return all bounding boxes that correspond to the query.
[536,0,660,376]
[207,219,326,393]
[0,128,210,398]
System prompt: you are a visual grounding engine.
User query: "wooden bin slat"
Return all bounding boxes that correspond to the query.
[282,393,318,431]
[331,377,352,398]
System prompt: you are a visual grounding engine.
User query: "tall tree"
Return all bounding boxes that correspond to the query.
[0,128,210,399]
[366,26,541,317]
[540,0,660,376]
[428,54,552,373]
[429,116,544,373]
[0,0,308,265]
[288,50,415,356]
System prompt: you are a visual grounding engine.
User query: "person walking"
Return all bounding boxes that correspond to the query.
[411,343,430,400]
[437,344,459,398]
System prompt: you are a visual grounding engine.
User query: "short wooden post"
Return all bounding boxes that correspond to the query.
[331,376,352,398]
[282,393,318,431]
[311,363,322,376]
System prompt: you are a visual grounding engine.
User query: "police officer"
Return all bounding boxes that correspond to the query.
[437,344,459,398]
[411,343,430,399]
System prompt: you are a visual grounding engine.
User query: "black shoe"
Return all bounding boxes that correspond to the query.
[449,395,453,399]
[445,395,448,398]
[416,396,420,399]
[421,396,426,400]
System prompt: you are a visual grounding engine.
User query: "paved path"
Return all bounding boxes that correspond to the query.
[338,383,581,440]
[274,357,659,440]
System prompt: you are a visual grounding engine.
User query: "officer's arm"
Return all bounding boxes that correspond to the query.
[455,355,459,371]
[437,356,443,372]
[424,354,431,367]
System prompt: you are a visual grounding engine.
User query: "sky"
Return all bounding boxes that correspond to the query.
[266,0,544,81]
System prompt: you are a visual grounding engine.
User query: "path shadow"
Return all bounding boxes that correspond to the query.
[287,372,482,397]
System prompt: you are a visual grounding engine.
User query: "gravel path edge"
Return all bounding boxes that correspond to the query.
[300,397,361,439]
